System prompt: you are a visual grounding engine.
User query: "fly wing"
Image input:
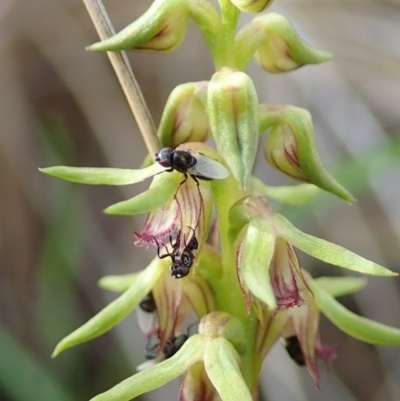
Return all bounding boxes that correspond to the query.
[187,153,229,180]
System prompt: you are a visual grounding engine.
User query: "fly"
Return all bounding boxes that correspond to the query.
[153,228,198,279]
[145,322,197,360]
[139,292,156,313]
[284,335,305,366]
[155,147,229,184]
[137,292,158,340]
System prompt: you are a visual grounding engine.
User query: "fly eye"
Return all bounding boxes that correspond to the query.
[158,158,171,168]
[156,148,172,167]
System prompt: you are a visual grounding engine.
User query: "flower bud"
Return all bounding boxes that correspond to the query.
[158,81,211,147]
[251,13,332,73]
[263,105,355,201]
[87,0,189,53]
[208,68,259,188]
[230,0,273,13]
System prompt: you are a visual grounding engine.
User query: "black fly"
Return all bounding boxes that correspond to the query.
[153,228,198,279]
[284,335,305,366]
[145,333,189,360]
[137,292,158,342]
[139,292,156,313]
[145,322,198,360]
[155,147,229,184]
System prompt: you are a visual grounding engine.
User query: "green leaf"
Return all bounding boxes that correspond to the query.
[310,281,400,345]
[274,214,397,277]
[0,324,74,401]
[104,172,180,215]
[204,337,252,401]
[252,178,320,205]
[90,335,204,401]
[98,273,140,292]
[52,258,168,357]
[39,163,166,185]
[314,276,367,298]
[239,219,277,310]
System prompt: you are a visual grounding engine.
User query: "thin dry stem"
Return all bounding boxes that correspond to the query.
[82,0,160,157]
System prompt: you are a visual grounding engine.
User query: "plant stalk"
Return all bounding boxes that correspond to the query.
[82,0,160,157]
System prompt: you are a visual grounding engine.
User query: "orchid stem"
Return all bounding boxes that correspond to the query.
[82,0,160,157]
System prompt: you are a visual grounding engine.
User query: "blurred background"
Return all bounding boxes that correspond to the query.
[1,0,400,400]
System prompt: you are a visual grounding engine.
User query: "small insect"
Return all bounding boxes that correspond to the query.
[153,228,198,279]
[139,292,156,313]
[137,292,158,340]
[163,334,189,358]
[145,322,198,360]
[145,333,188,360]
[284,335,305,366]
[155,147,229,184]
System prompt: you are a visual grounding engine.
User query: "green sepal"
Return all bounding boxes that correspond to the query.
[314,276,367,298]
[188,0,221,59]
[104,171,181,215]
[98,273,140,292]
[230,0,273,14]
[238,219,277,310]
[234,21,264,71]
[182,275,215,317]
[264,106,355,201]
[90,335,205,401]
[39,163,166,185]
[158,81,210,148]
[253,13,332,73]
[258,103,285,133]
[87,0,189,53]
[52,258,168,357]
[208,69,259,188]
[310,280,400,345]
[274,213,398,277]
[228,196,273,244]
[199,312,246,348]
[204,337,252,401]
[251,177,320,205]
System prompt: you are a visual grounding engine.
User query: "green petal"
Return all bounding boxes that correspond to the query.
[310,281,400,345]
[52,258,168,357]
[98,273,140,292]
[39,163,166,185]
[104,172,180,215]
[204,337,252,401]
[90,335,204,401]
[252,178,320,205]
[274,214,397,277]
[314,276,367,298]
[239,219,277,310]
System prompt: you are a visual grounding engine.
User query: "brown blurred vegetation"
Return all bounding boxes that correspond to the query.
[0,0,400,400]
